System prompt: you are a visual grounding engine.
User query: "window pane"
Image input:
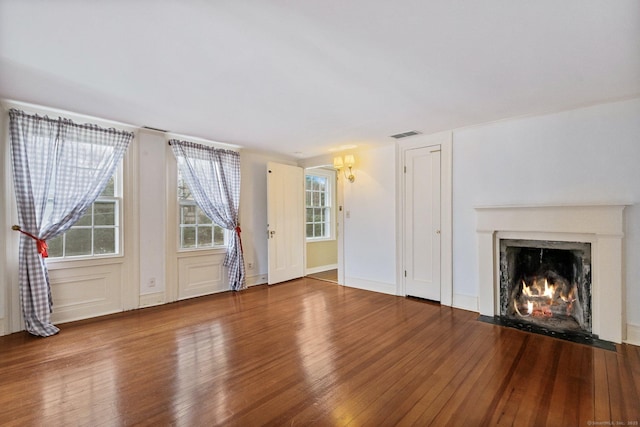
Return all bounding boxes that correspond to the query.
[94,202,116,225]
[178,177,192,200]
[314,224,322,237]
[94,228,116,254]
[181,227,196,248]
[306,224,313,238]
[181,205,196,224]
[75,207,92,226]
[320,192,325,206]
[305,176,312,190]
[305,191,311,206]
[65,228,92,256]
[47,235,63,258]
[197,208,212,224]
[198,226,213,247]
[312,192,319,207]
[312,177,320,191]
[100,176,115,197]
[317,177,326,192]
[213,226,225,246]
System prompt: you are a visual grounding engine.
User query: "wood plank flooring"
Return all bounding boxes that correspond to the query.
[0,278,638,426]
[306,269,338,283]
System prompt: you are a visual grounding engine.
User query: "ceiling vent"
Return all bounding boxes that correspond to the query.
[390,130,421,139]
[142,125,168,133]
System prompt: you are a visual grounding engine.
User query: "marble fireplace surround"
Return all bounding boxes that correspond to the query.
[476,204,626,343]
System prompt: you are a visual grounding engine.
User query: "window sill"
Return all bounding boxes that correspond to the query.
[306,237,336,243]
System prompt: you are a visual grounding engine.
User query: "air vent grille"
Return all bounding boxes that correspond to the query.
[142,126,168,133]
[390,130,421,139]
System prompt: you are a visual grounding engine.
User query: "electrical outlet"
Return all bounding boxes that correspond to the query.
[247,262,254,270]
[148,277,156,287]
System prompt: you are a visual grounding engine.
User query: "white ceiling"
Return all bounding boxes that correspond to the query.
[1,1,639,158]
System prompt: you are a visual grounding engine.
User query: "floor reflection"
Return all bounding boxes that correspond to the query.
[172,322,229,426]
[296,292,338,396]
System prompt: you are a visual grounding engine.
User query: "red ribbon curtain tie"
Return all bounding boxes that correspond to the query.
[235,226,243,254]
[11,225,48,257]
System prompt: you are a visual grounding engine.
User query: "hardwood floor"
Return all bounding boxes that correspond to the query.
[0,278,638,426]
[306,269,338,283]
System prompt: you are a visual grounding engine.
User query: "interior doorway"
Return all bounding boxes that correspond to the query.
[304,166,340,284]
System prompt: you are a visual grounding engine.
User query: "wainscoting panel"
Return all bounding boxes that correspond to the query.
[49,263,122,324]
[178,253,226,300]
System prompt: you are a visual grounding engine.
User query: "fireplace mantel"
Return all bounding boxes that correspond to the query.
[475,204,627,343]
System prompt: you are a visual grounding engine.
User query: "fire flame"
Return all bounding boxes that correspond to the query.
[543,279,554,299]
[515,277,575,319]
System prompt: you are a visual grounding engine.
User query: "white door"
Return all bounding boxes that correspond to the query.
[404,146,441,300]
[267,162,305,284]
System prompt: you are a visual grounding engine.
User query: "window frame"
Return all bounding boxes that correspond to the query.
[177,170,228,252]
[305,168,336,242]
[46,163,124,261]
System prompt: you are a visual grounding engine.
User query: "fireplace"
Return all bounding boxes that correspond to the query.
[475,204,626,344]
[499,239,591,335]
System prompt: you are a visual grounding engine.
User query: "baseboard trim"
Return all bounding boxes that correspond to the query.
[305,264,338,275]
[139,292,166,308]
[246,273,268,287]
[625,323,640,346]
[345,277,396,296]
[0,317,5,337]
[453,293,479,312]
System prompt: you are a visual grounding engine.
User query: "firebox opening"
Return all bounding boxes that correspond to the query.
[499,239,592,335]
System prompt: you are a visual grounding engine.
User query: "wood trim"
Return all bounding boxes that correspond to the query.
[139,292,166,308]
[305,264,338,275]
[626,323,640,346]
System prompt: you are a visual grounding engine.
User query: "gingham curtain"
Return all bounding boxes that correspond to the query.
[170,140,245,291]
[9,109,133,337]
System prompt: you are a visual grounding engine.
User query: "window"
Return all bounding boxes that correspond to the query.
[48,173,120,258]
[178,172,226,249]
[305,169,335,240]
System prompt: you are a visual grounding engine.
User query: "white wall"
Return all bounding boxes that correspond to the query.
[343,144,397,294]
[138,130,167,295]
[452,98,640,328]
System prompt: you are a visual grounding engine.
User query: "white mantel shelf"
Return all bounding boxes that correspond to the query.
[475,203,629,343]
[475,204,626,236]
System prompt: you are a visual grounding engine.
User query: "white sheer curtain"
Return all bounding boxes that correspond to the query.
[9,109,133,336]
[170,139,246,291]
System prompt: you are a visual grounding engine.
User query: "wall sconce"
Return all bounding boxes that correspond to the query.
[333,154,356,182]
